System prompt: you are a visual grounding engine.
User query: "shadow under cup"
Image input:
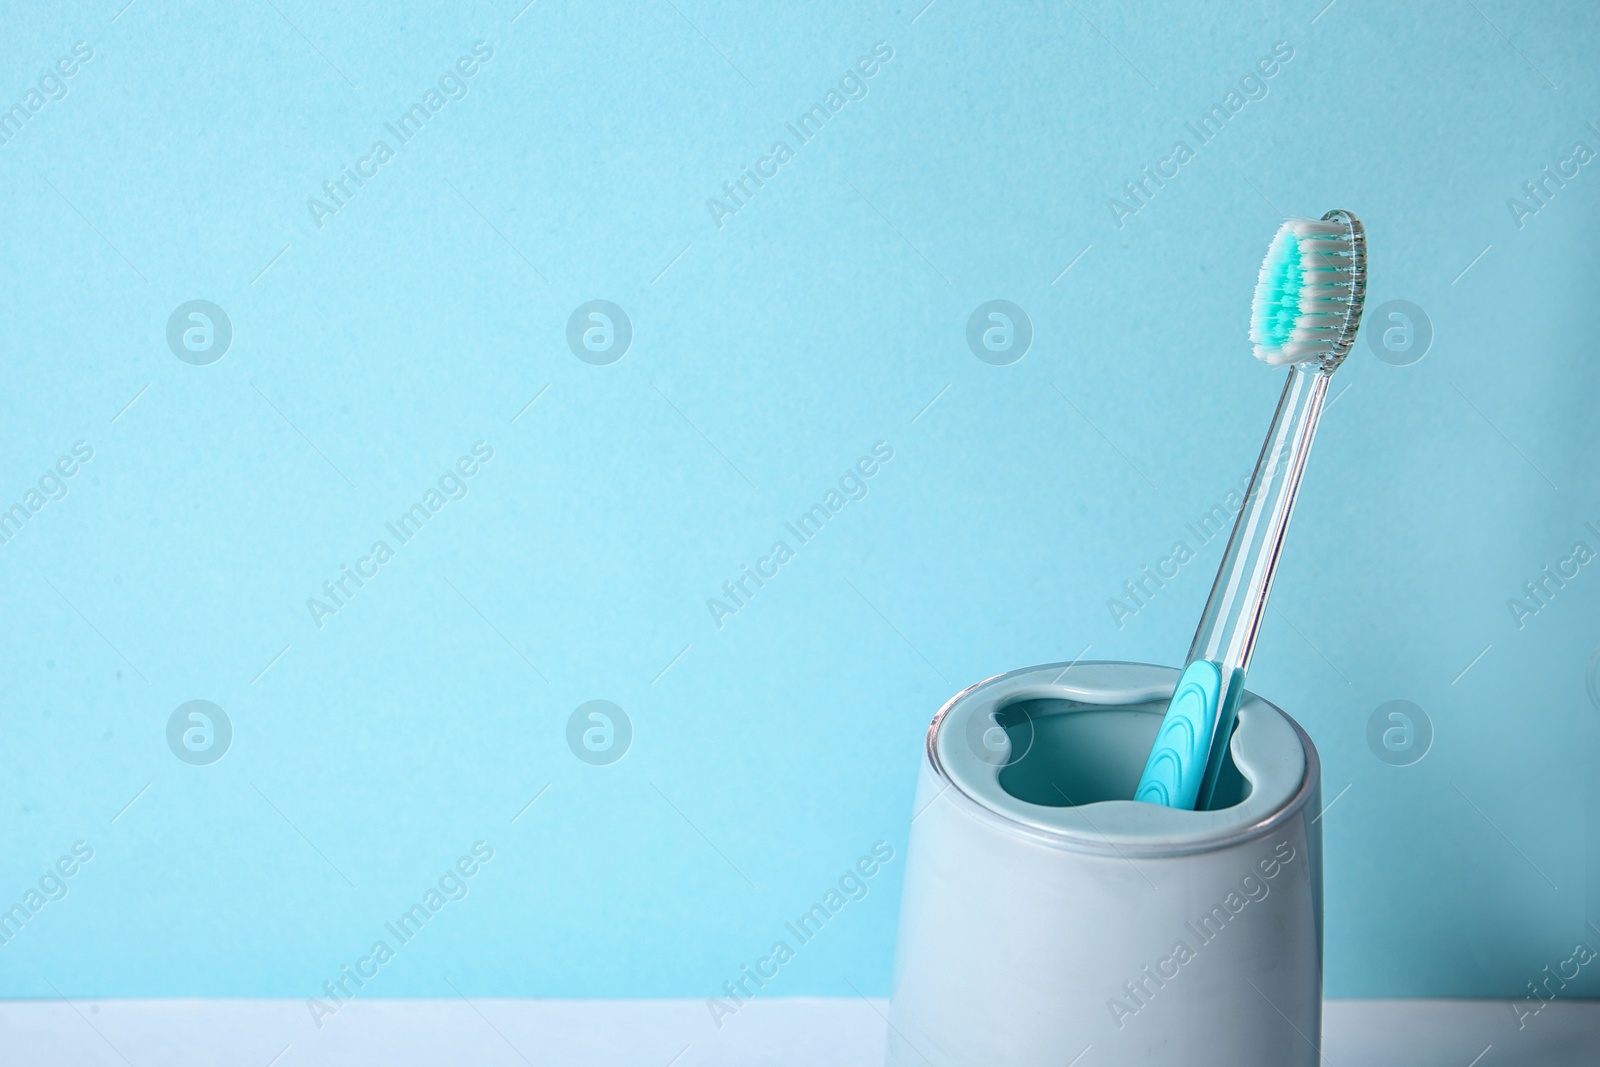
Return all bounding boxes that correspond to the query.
[885,660,1323,1067]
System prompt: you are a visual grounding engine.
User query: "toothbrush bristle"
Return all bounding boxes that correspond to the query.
[1249,213,1366,367]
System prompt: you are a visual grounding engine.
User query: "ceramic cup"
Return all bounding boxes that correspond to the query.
[885,660,1323,1067]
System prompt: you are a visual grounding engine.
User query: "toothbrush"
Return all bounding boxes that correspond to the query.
[1134,210,1367,811]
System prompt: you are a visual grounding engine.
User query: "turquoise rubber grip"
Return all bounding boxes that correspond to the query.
[1133,661,1222,809]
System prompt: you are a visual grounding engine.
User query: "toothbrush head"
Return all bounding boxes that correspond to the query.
[1249,210,1367,369]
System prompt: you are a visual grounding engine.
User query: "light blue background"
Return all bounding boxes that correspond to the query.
[1,0,1597,1004]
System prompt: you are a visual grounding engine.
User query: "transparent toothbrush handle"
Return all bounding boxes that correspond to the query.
[1191,362,1331,805]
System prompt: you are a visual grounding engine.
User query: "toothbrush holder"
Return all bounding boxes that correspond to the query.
[885,660,1323,1067]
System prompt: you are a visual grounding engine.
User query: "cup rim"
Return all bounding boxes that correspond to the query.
[924,659,1322,858]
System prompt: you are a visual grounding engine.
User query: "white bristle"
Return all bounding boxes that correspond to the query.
[1250,213,1365,366]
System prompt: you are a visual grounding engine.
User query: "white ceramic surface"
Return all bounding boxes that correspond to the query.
[886,661,1323,1067]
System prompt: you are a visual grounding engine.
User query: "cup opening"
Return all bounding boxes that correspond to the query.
[992,697,1253,811]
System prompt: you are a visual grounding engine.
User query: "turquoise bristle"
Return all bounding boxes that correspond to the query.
[1252,230,1303,352]
[1248,215,1362,365]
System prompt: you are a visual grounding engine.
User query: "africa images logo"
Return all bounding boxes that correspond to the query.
[966,301,1032,365]
[1365,700,1433,767]
[166,701,232,766]
[166,300,232,365]
[566,700,632,766]
[565,301,632,365]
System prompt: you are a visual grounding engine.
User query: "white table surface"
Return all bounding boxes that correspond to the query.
[2,996,1594,1065]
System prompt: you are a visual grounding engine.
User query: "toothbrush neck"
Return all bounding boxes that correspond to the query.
[1187,362,1332,677]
